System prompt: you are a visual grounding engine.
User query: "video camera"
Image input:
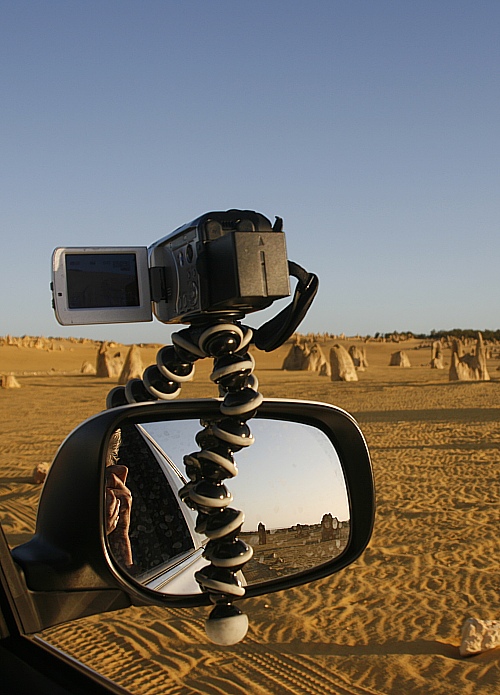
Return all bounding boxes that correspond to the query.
[52,209,291,327]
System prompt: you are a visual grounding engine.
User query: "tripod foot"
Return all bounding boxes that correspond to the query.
[205,603,249,645]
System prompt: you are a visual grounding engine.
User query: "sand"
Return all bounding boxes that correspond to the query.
[1,337,500,694]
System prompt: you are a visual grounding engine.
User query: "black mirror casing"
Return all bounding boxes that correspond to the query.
[11,399,375,631]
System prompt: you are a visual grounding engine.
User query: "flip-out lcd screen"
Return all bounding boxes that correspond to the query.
[65,254,140,309]
[51,246,152,325]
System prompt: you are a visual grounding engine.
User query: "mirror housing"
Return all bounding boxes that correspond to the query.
[11,399,375,631]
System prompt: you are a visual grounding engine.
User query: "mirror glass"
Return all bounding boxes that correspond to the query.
[104,416,350,595]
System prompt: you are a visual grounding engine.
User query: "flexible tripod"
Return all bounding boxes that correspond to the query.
[106,263,318,644]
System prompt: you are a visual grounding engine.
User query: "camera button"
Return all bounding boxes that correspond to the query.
[189,281,198,305]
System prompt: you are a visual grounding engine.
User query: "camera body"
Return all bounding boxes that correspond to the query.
[149,210,290,323]
[52,210,291,326]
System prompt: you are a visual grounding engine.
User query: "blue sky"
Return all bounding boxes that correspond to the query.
[2,1,499,343]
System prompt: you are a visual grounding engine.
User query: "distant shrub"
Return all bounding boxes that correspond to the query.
[428,329,500,342]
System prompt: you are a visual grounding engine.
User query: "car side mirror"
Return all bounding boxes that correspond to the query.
[11,399,375,636]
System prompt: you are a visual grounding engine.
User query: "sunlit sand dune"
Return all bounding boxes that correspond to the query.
[1,337,500,694]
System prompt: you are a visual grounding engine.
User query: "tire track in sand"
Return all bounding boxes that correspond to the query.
[215,639,385,695]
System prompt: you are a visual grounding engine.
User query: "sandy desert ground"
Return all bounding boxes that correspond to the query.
[1,336,500,694]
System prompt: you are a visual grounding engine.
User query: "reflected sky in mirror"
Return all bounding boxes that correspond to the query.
[141,418,349,532]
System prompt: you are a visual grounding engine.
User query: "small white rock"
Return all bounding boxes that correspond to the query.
[460,617,500,656]
[33,462,50,484]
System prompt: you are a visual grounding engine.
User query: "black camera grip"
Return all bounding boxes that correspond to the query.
[253,261,319,352]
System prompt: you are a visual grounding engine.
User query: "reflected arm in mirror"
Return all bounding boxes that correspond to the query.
[105,428,134,570]
[104,421,207,592]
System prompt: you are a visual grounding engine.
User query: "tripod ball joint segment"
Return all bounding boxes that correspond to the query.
[177,322,257,645]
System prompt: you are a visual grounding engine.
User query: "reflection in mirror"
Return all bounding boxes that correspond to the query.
[105,417,350,595]
[105,423,204,594]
